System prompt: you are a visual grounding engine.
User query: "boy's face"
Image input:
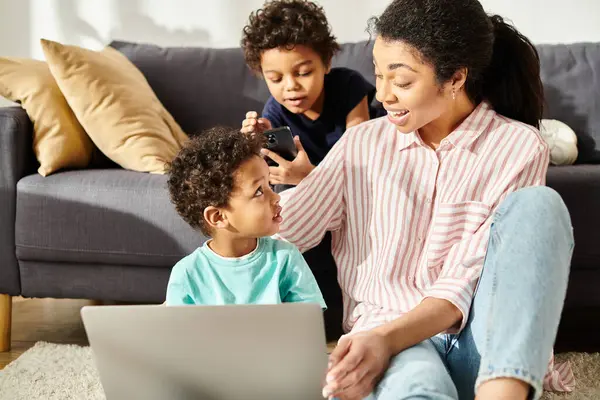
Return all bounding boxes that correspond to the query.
[260,45,329,115]
[222,155,282,238]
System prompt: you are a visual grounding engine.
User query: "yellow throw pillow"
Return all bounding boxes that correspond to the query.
[41,39,189,174]
[0,58,93,176]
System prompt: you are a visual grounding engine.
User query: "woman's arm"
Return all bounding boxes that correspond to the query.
[275,133,348,252]
[374,297,461,354]
[422,142,550,333]
[345,96,370,129]
[323,297,461,398]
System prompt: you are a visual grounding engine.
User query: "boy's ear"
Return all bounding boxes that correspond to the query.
[204,206,229,230]
[322,57,332,74]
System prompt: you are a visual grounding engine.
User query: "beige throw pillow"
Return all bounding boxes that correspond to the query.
[0,57,93,176]
[41,39,189,173]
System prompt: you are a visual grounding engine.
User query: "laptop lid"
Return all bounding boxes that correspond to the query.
[81,303,328,400]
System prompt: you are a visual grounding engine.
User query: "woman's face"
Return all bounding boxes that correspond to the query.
[373,36,452,133]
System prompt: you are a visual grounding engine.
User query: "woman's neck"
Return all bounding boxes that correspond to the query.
[418,96,476,149]
[208,235,258,258]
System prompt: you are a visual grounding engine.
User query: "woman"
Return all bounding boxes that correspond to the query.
[265,0,575,399]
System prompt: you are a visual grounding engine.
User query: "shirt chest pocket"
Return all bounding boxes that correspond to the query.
[425,201,492,271]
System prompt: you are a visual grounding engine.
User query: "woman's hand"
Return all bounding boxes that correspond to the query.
[241,111,272,134]
[322,331,392,400]
[260,136,315,185]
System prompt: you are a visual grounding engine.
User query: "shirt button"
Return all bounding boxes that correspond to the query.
[425,198,432,204]
[417,237,423,242]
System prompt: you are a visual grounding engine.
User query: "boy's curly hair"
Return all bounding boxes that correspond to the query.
[241,0,341,73]
[167,127,265,236]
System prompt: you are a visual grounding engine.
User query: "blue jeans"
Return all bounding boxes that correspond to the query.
[364,186,574,400]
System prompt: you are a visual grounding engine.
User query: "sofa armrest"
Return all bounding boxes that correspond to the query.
[0,107,34,295]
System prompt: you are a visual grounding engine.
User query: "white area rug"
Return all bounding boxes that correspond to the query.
[0,342,598,399]
[0,342,104,400]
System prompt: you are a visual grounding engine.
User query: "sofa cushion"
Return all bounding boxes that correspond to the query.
[15,170,202,267]
[331,41,376,87]
[0,57,94,176]
[547,165,600,269]
[538,43,600,164]
[109,40,270,135]
[42,39,189,174]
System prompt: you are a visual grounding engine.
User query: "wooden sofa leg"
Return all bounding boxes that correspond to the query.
[0,294,11,352]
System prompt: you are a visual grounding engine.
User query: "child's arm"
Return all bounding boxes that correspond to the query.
[280,246,327,310]
[346,96,371,129]
[339,68,376,129]
[165,266,195,305]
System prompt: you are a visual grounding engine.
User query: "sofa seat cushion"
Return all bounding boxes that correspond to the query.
[15,170,202,267]
[547,165,600,270]
[14,166,599,272]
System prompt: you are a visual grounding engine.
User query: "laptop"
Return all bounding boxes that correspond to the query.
[81,303,328,400]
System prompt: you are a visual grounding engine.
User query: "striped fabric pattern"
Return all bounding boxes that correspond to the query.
[278,102,573,392]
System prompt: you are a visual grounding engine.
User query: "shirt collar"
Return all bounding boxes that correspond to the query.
[445,101,495,149]
[395,130,419,152]
[395,101,496,152]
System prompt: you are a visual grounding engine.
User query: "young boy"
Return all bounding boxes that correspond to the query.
[165,126,326,308]
[240,0,379,186]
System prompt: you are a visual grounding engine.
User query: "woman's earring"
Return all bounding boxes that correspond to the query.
[452,89,456,100]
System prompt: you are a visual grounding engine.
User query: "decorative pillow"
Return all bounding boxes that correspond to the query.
[539,119,578,166]
[41,39,189,174]
[0,57,93,176]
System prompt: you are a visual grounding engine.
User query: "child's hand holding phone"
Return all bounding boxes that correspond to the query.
[241,111,272,134]
[261,132,315,186]
[243,118,316,185]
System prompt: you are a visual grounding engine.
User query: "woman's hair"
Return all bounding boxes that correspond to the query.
[368,0,544,128]
[167,127,264,236]
[241,0,341,73]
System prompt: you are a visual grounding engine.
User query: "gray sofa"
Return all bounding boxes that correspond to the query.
[1,40,599,351]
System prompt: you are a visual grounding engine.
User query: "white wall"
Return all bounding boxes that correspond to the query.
[1,0,599,105]
[2,0,600,59]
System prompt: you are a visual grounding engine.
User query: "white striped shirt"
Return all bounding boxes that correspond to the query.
[278,102,573,392]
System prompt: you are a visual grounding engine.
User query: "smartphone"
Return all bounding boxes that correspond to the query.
[263,126,298,166]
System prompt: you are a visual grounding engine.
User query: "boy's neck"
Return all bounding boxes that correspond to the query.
[208,235,258,258]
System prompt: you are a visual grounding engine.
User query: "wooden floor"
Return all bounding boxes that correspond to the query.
[0,297,340,370]
[0,297,93,369]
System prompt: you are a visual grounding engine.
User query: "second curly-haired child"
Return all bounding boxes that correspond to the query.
[240,0,378,186]
[164,126,326,308]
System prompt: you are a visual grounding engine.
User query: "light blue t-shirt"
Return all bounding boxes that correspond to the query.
[166,237,326,309]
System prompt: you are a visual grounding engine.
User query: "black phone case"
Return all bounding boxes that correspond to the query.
[263,126,298,166]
